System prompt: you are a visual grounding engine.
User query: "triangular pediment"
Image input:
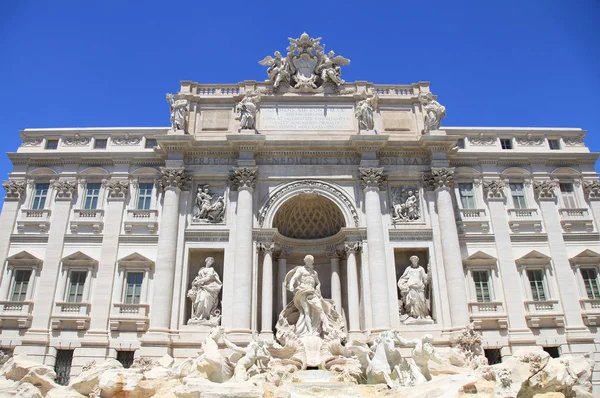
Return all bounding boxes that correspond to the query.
[463,251,497,267]
[6,251,42,267]
[516,250,552,266]
[61,251,98,267]
[570,249,600,266]
[117,252,154,270]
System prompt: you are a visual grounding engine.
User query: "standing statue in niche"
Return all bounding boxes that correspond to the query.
[187,257,223,326]
[355,94,378,131]
[235,91,261,130]
[166,93,189,132]
[276,255,345,343]
[398,256,433,324]
[420,92,446,134]
[192,185,226,223]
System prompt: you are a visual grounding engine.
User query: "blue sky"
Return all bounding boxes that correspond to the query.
[0,1,599,207]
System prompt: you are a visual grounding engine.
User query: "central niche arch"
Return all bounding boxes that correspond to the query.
[273,193,345,239]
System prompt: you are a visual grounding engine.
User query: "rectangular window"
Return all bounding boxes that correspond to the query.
[458,183,476,209]
[32,183,49,210]
[145,138,157,149]
[456,138,465,149]
[55,349,74,385]
[124,272,143,304]
[581,268,600,299]
[509,183,527,209]
[559,183,577,208]
[137,183,153,210]
[94,139,107,149]
[116,351,135,368]
[548,139,560,150]
[45,139,58,150]
[10,270,32,302]
[83,183,101,210]
[500,138,513,150]
[527,270,547,301]
[67,271,87,303]
[472,270,491,302]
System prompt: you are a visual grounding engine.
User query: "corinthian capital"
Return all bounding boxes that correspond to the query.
[105,180,130,199]
[423,168,454,191]
[52,180,77,200]
[159,167,190,191]
[2,180,26,201]
[483,180,507,200]
[583,181,600,201]
[359,167,386,190]
[344,241,362,254]
[533,180,558,200]
[230,167,258,190]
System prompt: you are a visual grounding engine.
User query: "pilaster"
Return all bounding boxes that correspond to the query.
[0,181,26,289]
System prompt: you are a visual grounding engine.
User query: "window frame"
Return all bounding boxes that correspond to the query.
[526,269,548,301]
[580,268,600,300]
[458,182,476,209]
[500,138,513,150]
[559,182,578,209]
[31,182,50,210]
[83,182,102,210]
[471,270,492,303]
[66,270,87,303]
[10,269,33,302]
[115,253,154,306]
[144,138,158,149]
[57,252,97,305]
[3,252,42,303]
[45,139,59,150]
[463,252,502,306]
[516,252,556,303]
[93,138,108,149]
[123,271,144,304]
[548,139,561,150]
[509,182,527,209]
[136,182,154,210]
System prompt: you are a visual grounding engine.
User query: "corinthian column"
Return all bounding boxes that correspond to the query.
[423,168,470,327]
[149,168,188,332]
[260,242,275,336]
[345,242,361,333]
[230,167,258,332]
[359,167,391,330]
[327,250,343,316]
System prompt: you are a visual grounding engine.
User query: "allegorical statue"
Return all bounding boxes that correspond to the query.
[193,185,225,223]
[276,255,345,342]
[419,92,446,134]
[315,50,349,87]
[258,51,291,91]
[355,94,378,131]
[392,189,420,223]
[166,93,189,132]
[187,257,223,325]
[398,256,432,324]
[235,91,260,130]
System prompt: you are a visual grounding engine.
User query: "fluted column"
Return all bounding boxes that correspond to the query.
[423,168,470,327]
[230,167,258,332]
[328,250,343,316]
[260,242,275,335]
[276,251,289,316]
[149,168,188,332]
[345,242,361,332]
[359,167,391,330]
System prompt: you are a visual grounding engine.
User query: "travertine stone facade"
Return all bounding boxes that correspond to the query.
[0,34,599,391]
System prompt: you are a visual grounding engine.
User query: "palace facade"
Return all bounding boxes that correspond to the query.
[0,34,599,388]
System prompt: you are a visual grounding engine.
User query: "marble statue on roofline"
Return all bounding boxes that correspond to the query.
[166,93,189,132]
[420,92,446,134]
[235,91,260,130]
[355,94,378,131]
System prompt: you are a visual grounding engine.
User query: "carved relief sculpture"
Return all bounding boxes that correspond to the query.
[390,187,420,223]
[235,91,261,130]
[515,134,544,146]
[192,184,226,223]
[469,133,496,146]
[398,256,433,324]
[63,133,90,146]
[187,257,223,326]
[258,51,291,91]
[112,133,141,146]
[166,93,189,132]
[419,92,446,134]
[21,138,43,147]
[355,94,378,131]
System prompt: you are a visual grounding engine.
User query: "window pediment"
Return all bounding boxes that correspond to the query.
[516,250,552,268]
[569,249,600,268]
[463,251,497,268]
[117,252,154,271]
[61,251,98,269]
[6,251,42,269]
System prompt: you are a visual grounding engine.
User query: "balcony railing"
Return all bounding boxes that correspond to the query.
[559,208,594,233]
[51,302,91,330]
[70,209,104,234]
[468,301,508,329]
[457,208,490,234]
[507,208,542,233]
[109,303,149,331]
[0,300,33,329]
[580,298,600,326]
[123,209,158,234]
[16,209,52,233]
[524,299,564,328]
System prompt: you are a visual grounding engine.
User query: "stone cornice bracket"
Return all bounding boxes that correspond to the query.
[583,180,600,201]
[344,241,362,254]
[423,168,454,191]
[350,135,388,154]
[359,167,386,191]
[2,180,26,201]
[533,180,558,201]
[105,180,130,200]
[52,180,77,201]
[483,180,507,201]
[158,167,190,191]
[230,167,258,191]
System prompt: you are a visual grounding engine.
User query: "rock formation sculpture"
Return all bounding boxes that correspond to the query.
[187,257,223,325]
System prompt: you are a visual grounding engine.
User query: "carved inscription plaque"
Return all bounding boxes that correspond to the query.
[260,106,354,131]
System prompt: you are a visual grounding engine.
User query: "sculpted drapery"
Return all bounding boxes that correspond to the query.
[188,257,223,324]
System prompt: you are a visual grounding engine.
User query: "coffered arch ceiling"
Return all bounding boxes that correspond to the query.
[273,193,345,240]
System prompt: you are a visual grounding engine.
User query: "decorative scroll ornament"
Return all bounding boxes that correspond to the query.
[258,33,350,91]
[423,168,454,190]
[2,180,26,200]
[533,180,558,200]
[105,180,129,199]
[230,167,258,190]
[563,137,584,146]
[63,133,90,146]
[359,167,386,190]
[344,241,362,253]
[235,91,261,130]
[166,93,189,132]
[583,181,600,200]
[483,180,507,200]
[390,186,420,223]
[419,93,446,135]
[515,134,544,146]
[52,180,77,200]
[158,167,190,191]
[21,138,42,147]
[469,133,496,146]
[259,242,276,254]
[355,94,378,131]
[112,133,141,146]
[192,184,226,223]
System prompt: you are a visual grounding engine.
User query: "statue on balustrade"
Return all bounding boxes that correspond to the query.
[187,257,223,326]
[166,93,189,132]
[276,255,345,343]
[235,91,260,130]
[398,255,433,324]
[419,92,446,134]
[193,185,226,223]
[355,94,378,131]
